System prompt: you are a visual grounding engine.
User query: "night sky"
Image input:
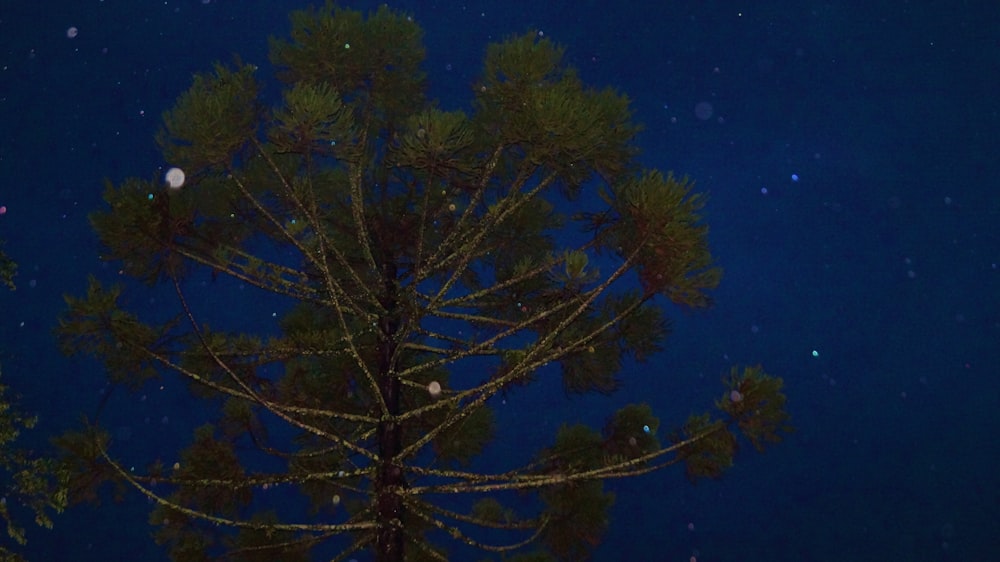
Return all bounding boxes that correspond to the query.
[1,1,997,560]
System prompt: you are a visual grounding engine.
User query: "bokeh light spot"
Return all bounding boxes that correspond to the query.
[165,167,186,189]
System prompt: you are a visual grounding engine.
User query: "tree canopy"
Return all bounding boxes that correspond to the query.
[56,4,790,561]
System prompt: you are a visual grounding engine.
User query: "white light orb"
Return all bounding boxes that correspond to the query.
[165,167,186,189]
[427,381,442,398]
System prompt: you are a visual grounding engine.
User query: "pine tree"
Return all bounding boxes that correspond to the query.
[1,249,69,562]
[56,4,790,561]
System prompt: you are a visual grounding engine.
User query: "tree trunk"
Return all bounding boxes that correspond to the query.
[374,261,405,562]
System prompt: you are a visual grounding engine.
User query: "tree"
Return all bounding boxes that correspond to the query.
[0,249,69,562]
[56,4,791,561]
[0,368,69,562]
[0,241,16,292]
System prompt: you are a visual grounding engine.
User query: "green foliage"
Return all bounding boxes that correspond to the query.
[0,241,16,291]
[596,171,721,306]
[0,243,68,558]
[539,478,612,561]
[54,4,790,562]
[603,403,660,463]
[157,63,260,171]
[673,413,735,482]
[51,424,123,505]
[269,3,426,127]
[672,365,792,483]
[58,277,162,388]
[270,82,354,157]
[0,366,70,561]
[545,424,606,472]
[476,33,638,188]
[719,365,793,451]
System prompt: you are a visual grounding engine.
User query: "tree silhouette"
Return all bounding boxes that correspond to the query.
[56,4,790,561]
[0,248,69,562]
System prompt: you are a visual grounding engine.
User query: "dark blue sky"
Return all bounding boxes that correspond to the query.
[1,1,997,561]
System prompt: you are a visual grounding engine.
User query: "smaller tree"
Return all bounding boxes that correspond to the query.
[0,250,70,562]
